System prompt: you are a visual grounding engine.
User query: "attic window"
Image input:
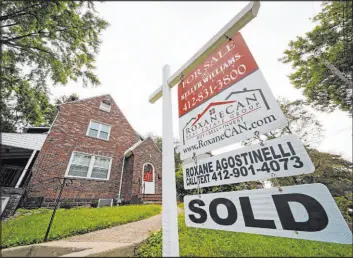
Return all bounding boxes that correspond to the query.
[100,100,111,112]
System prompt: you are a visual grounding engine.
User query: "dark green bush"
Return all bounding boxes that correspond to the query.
[60,199,73,209]
[90,200,98,208]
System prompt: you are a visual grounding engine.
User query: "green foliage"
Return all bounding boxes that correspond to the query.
[1,204,161,248]
[275,148,352,229]
[243,98,323,147]
[175,165,187,201]
[334,194,353,230]
[280,1,352,115]
[60,199,73,209]
[137,213,352,257]
[54,93,79,105]
[1,1,108,132]
[15,208,51,217]
[90,199,99,208]
[147,133,181,170]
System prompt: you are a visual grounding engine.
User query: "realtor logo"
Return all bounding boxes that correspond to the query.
[181,88,269,145]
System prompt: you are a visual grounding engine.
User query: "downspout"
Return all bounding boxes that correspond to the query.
[117,155,126,205]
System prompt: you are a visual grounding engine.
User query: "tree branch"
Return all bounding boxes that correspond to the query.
[0,3,43,21]
[3,41,56,57]
[0,22,19,28]
[1,32,37,42]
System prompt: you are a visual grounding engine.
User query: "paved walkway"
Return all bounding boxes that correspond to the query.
[22,207,183,257]
[64,210,164,244]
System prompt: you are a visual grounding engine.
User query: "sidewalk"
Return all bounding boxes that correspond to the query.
[64,209,164,244]
[2,207,182,257]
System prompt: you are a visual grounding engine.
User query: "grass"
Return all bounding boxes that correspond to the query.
[1,204,161,248]
[137,205,352,257]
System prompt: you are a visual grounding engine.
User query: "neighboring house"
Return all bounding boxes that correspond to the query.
[0,94,162,218]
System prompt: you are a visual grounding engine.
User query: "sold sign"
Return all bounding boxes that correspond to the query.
[184,184,352,244]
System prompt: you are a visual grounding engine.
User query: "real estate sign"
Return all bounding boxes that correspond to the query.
[184,184,352,244]
[178,32,287,160]
[183,134,315,190]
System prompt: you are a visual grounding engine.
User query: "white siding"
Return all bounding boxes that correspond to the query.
[0,133,47,150]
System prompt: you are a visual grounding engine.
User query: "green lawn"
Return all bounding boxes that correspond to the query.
[138,205,352,257]
[1,204,161,248]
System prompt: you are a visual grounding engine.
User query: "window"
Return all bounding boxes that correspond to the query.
[100,101,111,112]
[66,152,112,180]
[87,120,111,140]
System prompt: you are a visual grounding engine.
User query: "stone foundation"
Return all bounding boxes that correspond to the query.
[1,187,25,219]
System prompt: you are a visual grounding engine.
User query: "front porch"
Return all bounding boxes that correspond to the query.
[0,147,37,218]
[1,132,46,218]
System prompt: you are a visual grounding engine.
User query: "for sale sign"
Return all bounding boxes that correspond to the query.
[183,134,314,189]
[178,32,258,117]
[184,184,352,244]
[178,32,287,160]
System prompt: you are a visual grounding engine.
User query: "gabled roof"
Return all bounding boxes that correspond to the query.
[56,94,112,106]
[123,137,161,157]
[1,133,47,151]
[124,140,143,157]
[23,127,50,134]
[134,131,145,141]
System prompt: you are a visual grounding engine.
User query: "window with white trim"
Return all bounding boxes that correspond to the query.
[100,101,111,112]
[66,152,112,180]
[87,120,111,140]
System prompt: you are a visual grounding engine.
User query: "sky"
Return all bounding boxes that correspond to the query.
[50,1,352,161]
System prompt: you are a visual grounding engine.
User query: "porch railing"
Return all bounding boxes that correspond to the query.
[0,166,25,187]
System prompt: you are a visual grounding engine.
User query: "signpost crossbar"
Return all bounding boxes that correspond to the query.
[149,1,260,104]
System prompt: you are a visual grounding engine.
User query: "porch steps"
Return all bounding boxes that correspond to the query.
[139,194,179,205]
[139,193,162,204]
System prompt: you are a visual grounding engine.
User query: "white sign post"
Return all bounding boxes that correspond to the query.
[161,65,179,257]
[148,2,261,256]
[184,184,353,244]
[183,134,315,190]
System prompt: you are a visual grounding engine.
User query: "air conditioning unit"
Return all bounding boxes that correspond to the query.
[98,198,113,208]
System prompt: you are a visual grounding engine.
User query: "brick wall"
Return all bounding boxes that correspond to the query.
[121,155,134,202]
[27,95,140,204]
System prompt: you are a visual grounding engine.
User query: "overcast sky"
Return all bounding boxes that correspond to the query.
[51,1,352,161]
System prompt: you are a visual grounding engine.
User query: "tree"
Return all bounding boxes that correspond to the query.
[146,133,181,170]
[243,98,323,147]
[54,93,79,105]
[275,148,353,230]
[1,1,108,132]
[279,1,352,115]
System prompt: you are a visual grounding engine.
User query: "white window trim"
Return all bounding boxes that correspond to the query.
[86,120,112,141]
[1,197,10,215]
[100,101,111,112]
[64,151,113,181]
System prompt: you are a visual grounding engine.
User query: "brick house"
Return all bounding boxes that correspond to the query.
[0,94,162,218]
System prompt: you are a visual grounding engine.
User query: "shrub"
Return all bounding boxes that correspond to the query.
[90,200,98,208]
[60,199,73,209]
